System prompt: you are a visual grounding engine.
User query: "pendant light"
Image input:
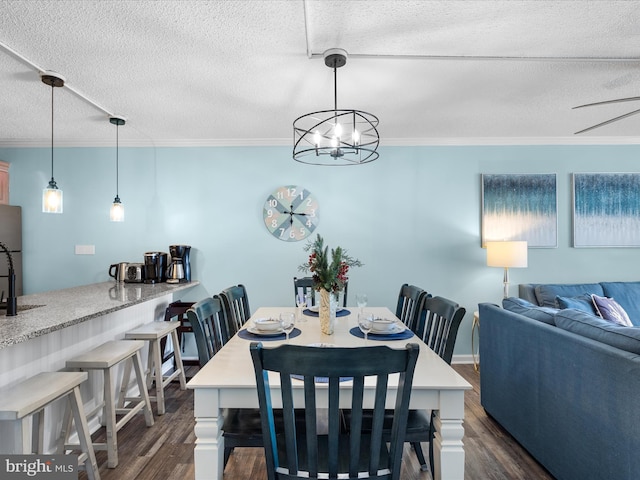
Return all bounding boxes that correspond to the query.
[41,71,65,213]
[109,116,126,222]
[293,49,379,166]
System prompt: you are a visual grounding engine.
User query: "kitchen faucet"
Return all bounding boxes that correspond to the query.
[0,241,17,316]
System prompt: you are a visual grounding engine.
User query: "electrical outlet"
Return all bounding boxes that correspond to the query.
[75,245,95,255]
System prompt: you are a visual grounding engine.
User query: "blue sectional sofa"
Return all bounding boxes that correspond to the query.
[479,281,640,480]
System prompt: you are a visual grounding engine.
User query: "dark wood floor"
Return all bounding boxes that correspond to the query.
[79,364,555,480]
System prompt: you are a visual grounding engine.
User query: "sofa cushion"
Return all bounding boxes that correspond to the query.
[555,309,640,354]
[591,294,633,327]
[555,294,596,314]
[502,297,557,325]
[534,283,604,308]
[600,282,640,326]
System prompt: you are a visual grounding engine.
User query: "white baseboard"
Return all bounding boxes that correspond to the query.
[452,354,475,365]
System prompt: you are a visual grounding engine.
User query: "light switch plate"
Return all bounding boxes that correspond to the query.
[75,245,95,255]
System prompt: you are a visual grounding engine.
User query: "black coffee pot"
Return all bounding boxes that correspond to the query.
[143,251,168,284]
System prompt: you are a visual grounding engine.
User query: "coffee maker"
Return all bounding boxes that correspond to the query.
[166,245,191,284]
[144,251,168,284]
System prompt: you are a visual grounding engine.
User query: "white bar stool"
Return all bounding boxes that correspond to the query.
[0,371,100,480]
[122,321,187,415]
[64,340,154,468]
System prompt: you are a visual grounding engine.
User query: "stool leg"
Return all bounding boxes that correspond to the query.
[170,330,187,390]
[103,367,118,468]
[117,357,133,409]
[33,409,45,454]
[57,401,74,454]
[150,339,165,414]
[132,350,155,426]
[69,386,101,480]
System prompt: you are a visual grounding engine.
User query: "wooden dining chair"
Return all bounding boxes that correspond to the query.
[220,284,251,336]
[186,297,226,366]
[187,296,265,467]
[250,342,420,480]
[395,283,428,332]
[293,277,349,307]
[404,295,466,473]
[293,276,315,306]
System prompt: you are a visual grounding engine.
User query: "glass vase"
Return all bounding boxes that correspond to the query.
[319,288,336,334]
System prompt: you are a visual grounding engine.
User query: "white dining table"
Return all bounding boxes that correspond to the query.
[187,306,471,480]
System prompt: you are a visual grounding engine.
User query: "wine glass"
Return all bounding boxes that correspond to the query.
[280,312,296,341]
[356,293,368,314]
[358,312,373,343]
[296,293,307,322]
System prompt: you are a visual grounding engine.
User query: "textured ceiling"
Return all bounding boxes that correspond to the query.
[2,0,640,147]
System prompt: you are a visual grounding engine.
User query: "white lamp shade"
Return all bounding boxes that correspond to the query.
[486,241,528,268]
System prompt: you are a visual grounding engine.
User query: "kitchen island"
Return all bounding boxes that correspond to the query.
[0,280,199,453]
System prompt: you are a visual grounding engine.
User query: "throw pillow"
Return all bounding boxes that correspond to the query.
[555,294,596,314]
[591,294,633,327]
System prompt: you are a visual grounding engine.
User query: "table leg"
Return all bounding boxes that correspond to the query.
[432,391,466,480]
[193,390,225,480]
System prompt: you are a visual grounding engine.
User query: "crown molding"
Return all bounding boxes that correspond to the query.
[1,136,639,148]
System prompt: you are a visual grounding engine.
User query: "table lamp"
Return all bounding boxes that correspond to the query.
[486,240,528,298]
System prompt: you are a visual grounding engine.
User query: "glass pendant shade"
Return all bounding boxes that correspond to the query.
[110,196,124,222]
[293,49,379,166]
[41,71,65,214]
[43,179,63,213]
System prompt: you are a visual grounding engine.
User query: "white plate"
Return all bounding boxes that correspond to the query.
[247,326,285,336]
[308,305,343,313]
[370,323,406,335]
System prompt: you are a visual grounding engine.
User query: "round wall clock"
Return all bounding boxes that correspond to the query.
[263,185,319,242]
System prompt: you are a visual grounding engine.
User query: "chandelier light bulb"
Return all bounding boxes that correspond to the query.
[334,122,343,139]
[330,135,338,148]
[313,130,321,147]
[352,129,360,145]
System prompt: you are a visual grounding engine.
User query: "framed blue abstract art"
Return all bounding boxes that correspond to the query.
[481,173,557,248]
[573,173,640,247]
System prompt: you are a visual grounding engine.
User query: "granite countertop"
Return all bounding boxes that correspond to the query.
[0,281,199,350]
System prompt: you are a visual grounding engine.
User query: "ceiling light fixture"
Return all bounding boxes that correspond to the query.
[41,71,65,214]
[109,116,126,222]
[293,48,379,166]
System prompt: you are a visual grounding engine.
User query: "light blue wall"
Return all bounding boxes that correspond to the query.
[3,144,640,357]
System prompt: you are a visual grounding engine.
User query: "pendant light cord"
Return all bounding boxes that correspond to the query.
[50,83,54,182]
[115,122,119,197]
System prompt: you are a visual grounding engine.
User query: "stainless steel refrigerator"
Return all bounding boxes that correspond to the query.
[0,204,22,299]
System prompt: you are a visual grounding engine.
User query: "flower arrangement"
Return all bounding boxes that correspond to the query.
[299,234,362,293]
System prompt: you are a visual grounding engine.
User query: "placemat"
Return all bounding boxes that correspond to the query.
[303,308,351,318]
[348,326,414,341]
[238,327,302,341]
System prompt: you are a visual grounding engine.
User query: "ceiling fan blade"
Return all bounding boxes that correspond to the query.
[574,107,640,134]
[573,96,640,109]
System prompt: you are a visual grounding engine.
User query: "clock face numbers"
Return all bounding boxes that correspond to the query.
[263,185,319,242]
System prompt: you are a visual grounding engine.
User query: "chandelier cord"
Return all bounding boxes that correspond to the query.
[333,60,338,112]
